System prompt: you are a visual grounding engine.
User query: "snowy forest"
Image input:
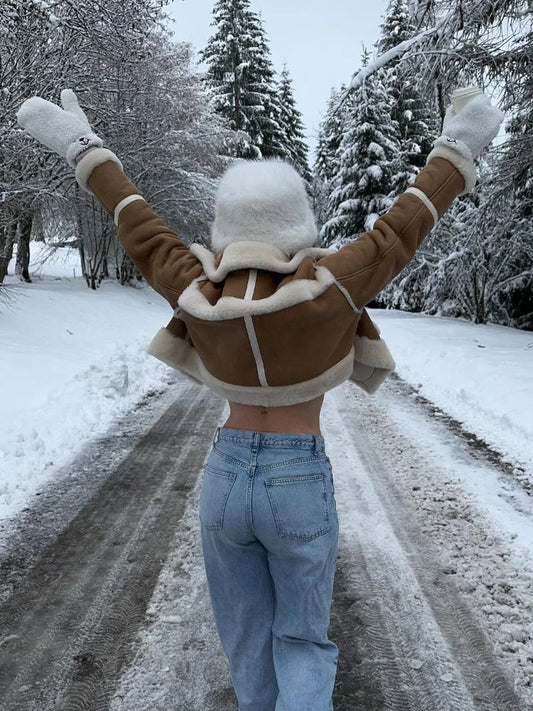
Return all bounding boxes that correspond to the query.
[315,0,532,330]
[1,0,531,329]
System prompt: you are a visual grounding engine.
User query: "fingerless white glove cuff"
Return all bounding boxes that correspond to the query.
[426,136,477,194]
[75,147,123,192]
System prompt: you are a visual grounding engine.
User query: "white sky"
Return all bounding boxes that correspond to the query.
[167,0,389,156]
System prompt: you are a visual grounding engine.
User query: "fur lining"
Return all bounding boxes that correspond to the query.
[427,141,476,194]
[211,159,318,255]
[178,265,337,321]
[75,148,123,192]
[353,334,395,369]
[147,328,355,406]
[350,335,396,394]
[190,241,336,283]
[350,364,393,394]
[147,328,203,385]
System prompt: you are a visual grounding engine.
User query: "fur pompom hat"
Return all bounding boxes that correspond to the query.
[210,159,318,255]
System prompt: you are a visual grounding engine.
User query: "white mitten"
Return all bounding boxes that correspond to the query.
[17,89,103,167]
[427,93,504,193]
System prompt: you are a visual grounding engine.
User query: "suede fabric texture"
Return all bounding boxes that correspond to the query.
[84,155,465,405]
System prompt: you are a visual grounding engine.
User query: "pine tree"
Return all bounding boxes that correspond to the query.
[377,0,435,192]
[488,103,533,329]
[277,65,311,182]
[320,51,400,246]
[313,86,353,229]
[373,0,532,329]
[314,86,354,185]
[201,0,286,159]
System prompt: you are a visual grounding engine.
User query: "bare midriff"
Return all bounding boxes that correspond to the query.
[224,395,324,435]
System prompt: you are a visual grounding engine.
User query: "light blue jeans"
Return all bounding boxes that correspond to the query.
[199,427,339,711]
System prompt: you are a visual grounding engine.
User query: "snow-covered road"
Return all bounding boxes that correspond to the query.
[0,383,226,710]
[324,382,530,710]
[112,380,530,710]
[2,372,529,710]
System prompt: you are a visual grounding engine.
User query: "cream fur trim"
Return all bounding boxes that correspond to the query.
[353,334,395,369]
[190,241,336,283]
[350,335,396,394]
[75,148,123,192]
[350,364,393,394]
[178,265,337,321]
[147,328,203,385]
[427,142,476,194]
[147,328,355,406]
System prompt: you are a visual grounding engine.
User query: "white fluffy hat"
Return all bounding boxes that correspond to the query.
[211,159,318,255]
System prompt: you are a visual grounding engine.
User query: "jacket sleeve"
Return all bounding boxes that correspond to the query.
[317,157,466,309]
[80,151,204,308]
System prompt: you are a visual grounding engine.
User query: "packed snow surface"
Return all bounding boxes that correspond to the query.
[371,309,533,476]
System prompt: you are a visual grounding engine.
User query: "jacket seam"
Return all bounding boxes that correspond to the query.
[337,168,459,282]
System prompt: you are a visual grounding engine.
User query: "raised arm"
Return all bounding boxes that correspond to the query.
[319,93,503,308]
[17,89,203,307]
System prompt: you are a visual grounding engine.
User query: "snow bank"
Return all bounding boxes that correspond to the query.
[0,245,172,519]
[371,309,533,474]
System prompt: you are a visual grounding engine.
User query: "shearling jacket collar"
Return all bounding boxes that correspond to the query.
[189,241,336,282]
[179,241,339,322]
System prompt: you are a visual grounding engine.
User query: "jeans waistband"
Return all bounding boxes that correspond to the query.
[214,427,325,454]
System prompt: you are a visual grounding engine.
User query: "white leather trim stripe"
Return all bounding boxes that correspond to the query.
[114,194,145,225]
[333,278,362,315]
[244,268,258,300]
[243,270,269,387]
[244,315,269,387]
[405,187,439,228]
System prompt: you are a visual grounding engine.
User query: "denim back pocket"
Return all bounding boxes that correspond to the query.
[265,473,329,542]
[199,468,237,531]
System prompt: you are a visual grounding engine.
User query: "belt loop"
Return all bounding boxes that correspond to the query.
[313,436,319,455]
[213,427,220,444]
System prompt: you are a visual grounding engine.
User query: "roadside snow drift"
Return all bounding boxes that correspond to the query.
[372,309,533,476]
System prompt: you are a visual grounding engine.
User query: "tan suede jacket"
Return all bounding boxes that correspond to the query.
[77,151,464,406]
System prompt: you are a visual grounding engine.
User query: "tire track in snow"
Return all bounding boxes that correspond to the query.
[0,384,225,711]
[326,386,523,711]
[0,378,527,710]
[0,385,179,605]
[109,452,236,711]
